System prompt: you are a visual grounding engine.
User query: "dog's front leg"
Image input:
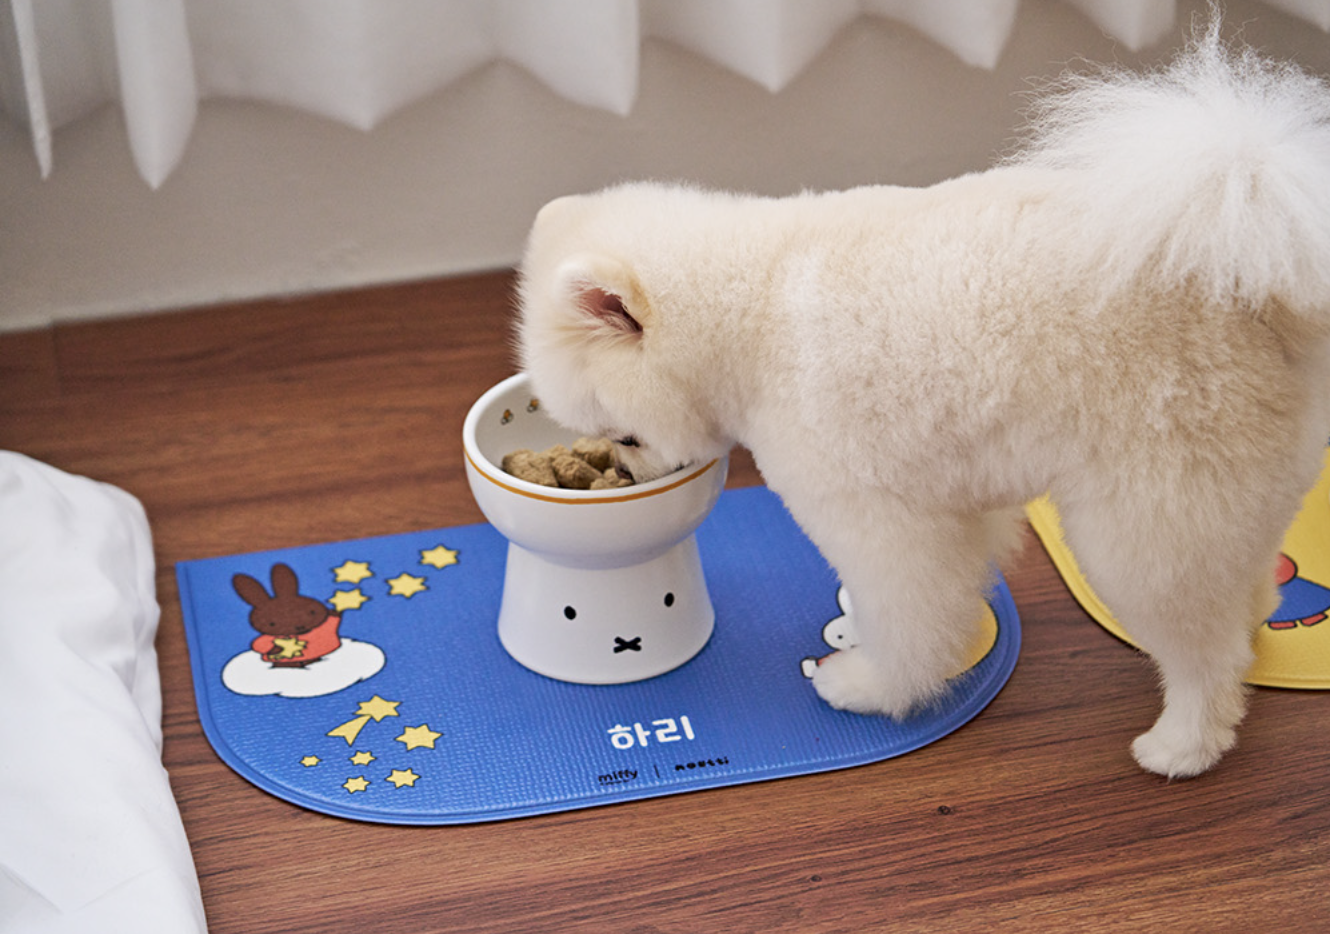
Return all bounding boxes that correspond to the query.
[795,491,999,720]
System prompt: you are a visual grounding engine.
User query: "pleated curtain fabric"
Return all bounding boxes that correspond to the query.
[2,0,1328,188]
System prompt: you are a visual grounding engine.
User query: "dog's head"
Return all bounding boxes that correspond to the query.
[515,184,736,483]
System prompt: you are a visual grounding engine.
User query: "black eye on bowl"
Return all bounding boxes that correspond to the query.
[563,606,577,620]
[664,592,675,607]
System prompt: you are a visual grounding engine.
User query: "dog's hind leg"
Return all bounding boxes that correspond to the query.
[804,496,1012,720]
[1128,576,1276,778]
[1057,489,1283,778]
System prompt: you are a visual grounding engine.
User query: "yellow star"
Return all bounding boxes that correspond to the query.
[329,588,369,613]
[386,573,427,598]
[333,560,373,584]
[271,636,307,659]
[385,768,420,789]
[420,545,459,570]
[343,776,370,794]
[355,695,401,721]
[300,756,320,768]
[396,724,442,750]
[350,750,376,766]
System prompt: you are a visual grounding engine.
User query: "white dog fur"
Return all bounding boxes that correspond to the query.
[515,24,1330,778]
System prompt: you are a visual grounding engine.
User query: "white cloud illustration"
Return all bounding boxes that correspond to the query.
[221,638,386,698]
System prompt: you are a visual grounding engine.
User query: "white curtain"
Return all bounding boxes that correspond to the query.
[2,0,1328,189]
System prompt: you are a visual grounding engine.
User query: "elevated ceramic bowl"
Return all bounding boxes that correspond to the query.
[463,373,726,684]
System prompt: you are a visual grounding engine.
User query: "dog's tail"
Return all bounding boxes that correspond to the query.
[1011,15,1330,320]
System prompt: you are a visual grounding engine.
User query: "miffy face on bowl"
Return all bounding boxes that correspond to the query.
[556,586,687,672]
[233,563,330,636]
[493,536,715,684]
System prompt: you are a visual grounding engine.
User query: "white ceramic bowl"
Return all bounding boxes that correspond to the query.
[463,373,727,683]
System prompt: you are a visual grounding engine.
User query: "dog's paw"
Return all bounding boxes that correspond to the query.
[811,648,919,719]
[1131,723,1236,779]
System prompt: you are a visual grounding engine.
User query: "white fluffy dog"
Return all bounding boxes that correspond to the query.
[515,26,1330,778]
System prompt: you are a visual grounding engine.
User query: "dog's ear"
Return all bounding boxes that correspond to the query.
[554,256,649,339]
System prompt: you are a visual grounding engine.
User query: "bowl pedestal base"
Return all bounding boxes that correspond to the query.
[497,534,715,685]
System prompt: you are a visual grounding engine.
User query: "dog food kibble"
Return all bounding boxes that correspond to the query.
[572,436,616,472]
[502,438,633,490]
[500,449,558,487]
[550,445,603,489]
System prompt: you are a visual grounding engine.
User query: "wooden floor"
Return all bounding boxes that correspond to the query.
[3,272,1328,933]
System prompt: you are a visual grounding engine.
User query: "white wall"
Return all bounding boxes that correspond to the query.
[3,0,1328,332]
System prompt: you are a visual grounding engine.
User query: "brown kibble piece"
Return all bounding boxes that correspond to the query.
[593,466,632,490]
[501,449,557,487]
[551,450,602,489]
[572,436,616,472]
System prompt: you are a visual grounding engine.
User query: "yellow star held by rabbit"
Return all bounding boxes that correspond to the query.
[271,636,307,659]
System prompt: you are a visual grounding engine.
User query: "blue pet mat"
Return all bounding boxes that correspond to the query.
[177,486,1020,824]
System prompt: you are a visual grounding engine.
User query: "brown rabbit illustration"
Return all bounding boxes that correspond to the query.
[232,563,341,667]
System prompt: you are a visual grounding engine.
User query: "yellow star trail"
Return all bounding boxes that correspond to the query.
[327,696,401,745]
[328,717,370,745]
[356,696,400,721]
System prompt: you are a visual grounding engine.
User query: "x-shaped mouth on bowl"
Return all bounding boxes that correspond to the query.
[613,636,642,653]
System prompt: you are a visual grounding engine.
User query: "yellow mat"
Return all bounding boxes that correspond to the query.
[1026,449,1330,690]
